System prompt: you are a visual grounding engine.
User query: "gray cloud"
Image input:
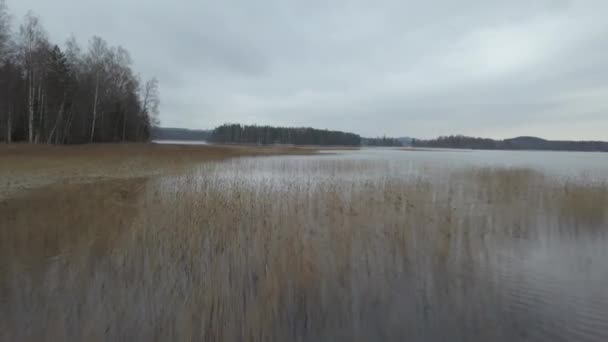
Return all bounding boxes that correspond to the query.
[8,0,608,139]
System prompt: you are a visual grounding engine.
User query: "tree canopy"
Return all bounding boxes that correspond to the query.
[210,124,361,146]
[413,135,608,152]
[362,136,403,147]
[0,1,159,144]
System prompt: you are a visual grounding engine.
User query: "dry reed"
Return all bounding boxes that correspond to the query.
[1,152,606,341]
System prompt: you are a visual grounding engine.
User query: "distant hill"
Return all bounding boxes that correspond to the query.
[413,135,608,152]
[151,127,211,141]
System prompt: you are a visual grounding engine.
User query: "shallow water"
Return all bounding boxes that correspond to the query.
[326,148,608,179]
[194,148,608,341]
[2,148,607,341]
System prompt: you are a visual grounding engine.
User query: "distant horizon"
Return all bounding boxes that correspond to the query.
[155,125,608,143]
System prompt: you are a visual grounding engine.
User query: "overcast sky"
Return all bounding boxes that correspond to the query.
[8,0,608,139]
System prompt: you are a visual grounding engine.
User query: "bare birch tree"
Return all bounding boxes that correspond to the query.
[17,11,48,143]
[0,2,158,144]
[85,36,110,142]
[142,77,160,126]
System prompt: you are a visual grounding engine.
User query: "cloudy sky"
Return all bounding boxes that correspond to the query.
[8,0,608,139]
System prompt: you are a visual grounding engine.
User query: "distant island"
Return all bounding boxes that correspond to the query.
[155,124,408,147]
[153,126,606,152]
[413,135,608,152]
[152,127,211,141]
[208,124,361,146]
[362,137,405,147]
[210,124,414,147]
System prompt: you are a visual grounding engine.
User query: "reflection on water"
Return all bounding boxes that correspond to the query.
[2,149,607,341]
[488,237,608,342]
[164,149,608,341]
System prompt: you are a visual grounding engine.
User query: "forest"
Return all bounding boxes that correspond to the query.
[209,123,362,146]
[151,127,210,141]
[0,1,159,144]
[413,135,608,152]
[362,136,403,147]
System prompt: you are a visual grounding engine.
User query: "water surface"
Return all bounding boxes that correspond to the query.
[193,148,608,341]
[2,148,607,341]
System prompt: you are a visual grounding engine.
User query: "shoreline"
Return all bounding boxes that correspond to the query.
[0,143,318,200]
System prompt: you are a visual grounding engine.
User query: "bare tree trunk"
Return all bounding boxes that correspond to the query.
[47,100,64,144]
[122,111,127,142]
[90,73,99,143]
[7,109,11,143]
[62,107,74,144]
[55,108,63,145]
[135,120,141,142]
[28,71,34,143]
[36,85,44,143]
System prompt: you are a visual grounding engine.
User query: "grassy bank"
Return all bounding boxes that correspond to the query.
[0,143,315,199]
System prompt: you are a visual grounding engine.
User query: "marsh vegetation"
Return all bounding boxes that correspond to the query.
[1,146,607,341]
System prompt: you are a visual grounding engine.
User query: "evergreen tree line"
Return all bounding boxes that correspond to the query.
[151,127,211,141]
[0,1,159,144]
[412,135,608,152]
[362,136,403,147]
[412,135,499,149]
[210,124,361,146]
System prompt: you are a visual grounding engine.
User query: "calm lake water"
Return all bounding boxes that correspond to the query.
[192,148,608,341]
[200,147,608,188]
[3,147,607,341]
[153,139,209,145]
[320,148,608,179]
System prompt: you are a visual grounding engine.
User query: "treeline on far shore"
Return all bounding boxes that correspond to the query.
[0,1,159,144]
[207,124,405,147]
[209,124,362,146]
[362,136,403,147]
[413,135,608,152]
[151,127,210,141]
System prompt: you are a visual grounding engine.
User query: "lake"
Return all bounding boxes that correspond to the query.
[2,147,607,341]
[158,147,608,341]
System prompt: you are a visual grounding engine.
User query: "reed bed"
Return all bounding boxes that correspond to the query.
[0,143,315,199]
[1,155,607,341]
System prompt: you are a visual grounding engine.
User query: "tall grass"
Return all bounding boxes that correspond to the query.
[1,156,607,341]
[0,144,314,199]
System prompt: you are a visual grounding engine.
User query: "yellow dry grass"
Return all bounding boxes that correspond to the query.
[0,143,315,198]
[1,150,606,341]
